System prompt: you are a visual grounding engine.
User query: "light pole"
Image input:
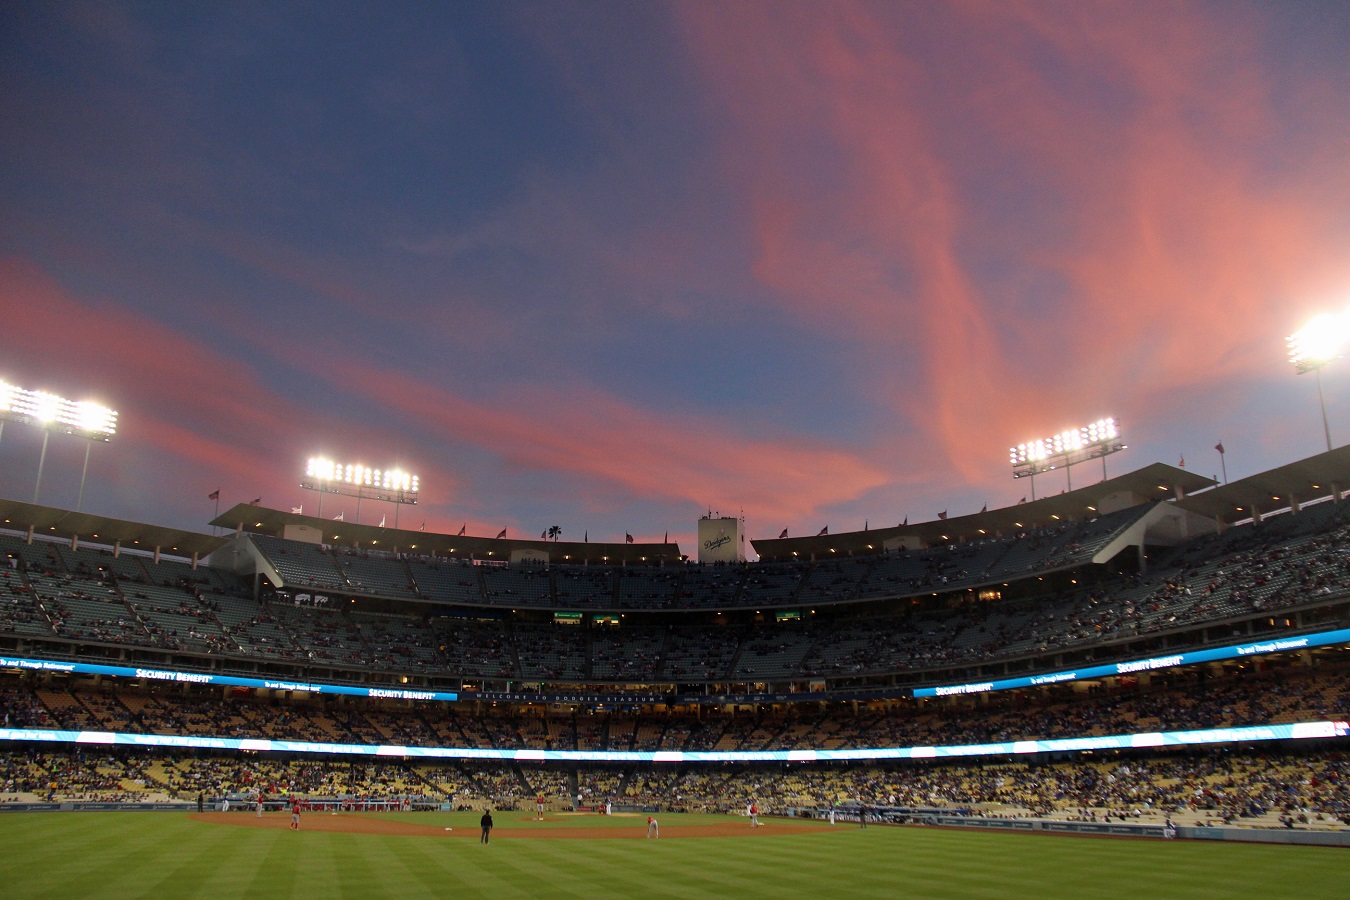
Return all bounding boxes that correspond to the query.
[1288,311,1350,453]
[77,441,95,511]
[1315,366,1332,452]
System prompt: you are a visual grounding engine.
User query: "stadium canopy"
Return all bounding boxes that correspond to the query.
[752,463,1216,561]
[210,504,682,565]
[1174,444,1350,526]
[0,498,227,562]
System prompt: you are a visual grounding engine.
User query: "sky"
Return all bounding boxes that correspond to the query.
[2,1,1350,556]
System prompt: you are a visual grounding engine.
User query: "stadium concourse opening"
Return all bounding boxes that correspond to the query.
[1,448,1349,838]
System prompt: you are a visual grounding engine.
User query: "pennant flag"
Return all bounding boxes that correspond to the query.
[291,505,303,515]
[625,533,634,544]
[938,511,947,520]
[817,525,828,536]
[208,489,220,501]
[458,523,466,535]
[378,515,386,528]
[1215,442,1225,454]
[778,527,788,539]
[496,528,507,539]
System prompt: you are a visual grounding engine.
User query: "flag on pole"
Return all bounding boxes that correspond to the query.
[541,530,547,540]
[419,522,425,531]
[625,533,634,544]
[496,528,507,539]
[458,523,466,535]
[1215,442,1225,454]
[333,513,344,521]
[584,531,588,542]
[902,516,907,526]
[817,525,828,536]
[1018,497,1026,504]
[980,504,987,514]
[778,527,788,539]
[208,489,220,501]
[250,497,261,505]
[938,511,947,520]
[378,515,386,528]
[291,505,303,515]
[1179,454,1185,468]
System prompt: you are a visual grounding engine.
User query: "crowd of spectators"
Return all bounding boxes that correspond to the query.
[1,659,1345,825]
[3,655,1347,754]
[3,741,1345,829]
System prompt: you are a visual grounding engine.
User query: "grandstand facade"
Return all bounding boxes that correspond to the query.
[1,449,1348,827]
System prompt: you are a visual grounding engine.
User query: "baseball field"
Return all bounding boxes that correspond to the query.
[0,810,1342,899]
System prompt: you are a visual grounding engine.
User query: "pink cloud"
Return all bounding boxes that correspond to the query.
[2,258,888,533]
[675,1,1350,492]
[272,342,891,527]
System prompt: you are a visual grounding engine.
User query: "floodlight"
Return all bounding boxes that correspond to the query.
[0,382,119,507]
[301,455,420,525]
[1011,417,1124,496]
[1288,310,1350,451]
[306,458,337,485]
[0,386,117,441]
[32,391,60,423]
[74,401,118,438]
[1288,311,1350,374]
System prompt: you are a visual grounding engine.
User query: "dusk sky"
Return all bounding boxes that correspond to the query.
[3,1,1350,555]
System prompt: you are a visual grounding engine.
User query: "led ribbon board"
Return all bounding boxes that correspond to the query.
[0,657,457,702]
[6,627,1348,708]
[0,721,1344,763]
[913,628,1350,698]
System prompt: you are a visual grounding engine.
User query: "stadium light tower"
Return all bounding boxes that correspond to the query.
[1010,418,1124,499]
[0,381,118,508]
[1288,311,1350,452]
[301,456,419,527]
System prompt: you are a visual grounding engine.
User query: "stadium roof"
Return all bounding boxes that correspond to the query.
[1174,444,1350,525]
[210,504,683,565]
[752,463,1216,560]
[0,498,227,560]
[8,447,1346,570]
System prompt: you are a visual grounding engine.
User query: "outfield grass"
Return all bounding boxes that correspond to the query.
[0,811,1342,899]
